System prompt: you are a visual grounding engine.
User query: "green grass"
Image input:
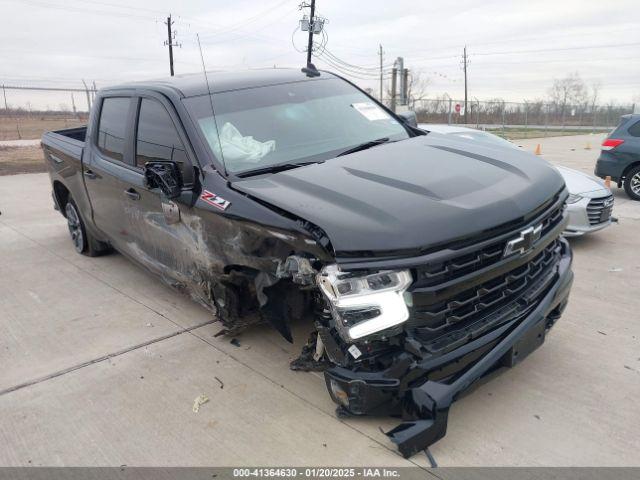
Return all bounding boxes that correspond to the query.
[488,128,609,140]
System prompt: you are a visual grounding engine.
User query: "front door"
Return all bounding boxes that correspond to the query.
[122,94,205,290]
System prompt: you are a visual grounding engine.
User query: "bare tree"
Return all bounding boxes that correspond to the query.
[547,72,588,123]
[590,81,602,112]
[406,72,431,108]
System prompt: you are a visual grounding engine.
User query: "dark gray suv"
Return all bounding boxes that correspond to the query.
[595,113,640,200]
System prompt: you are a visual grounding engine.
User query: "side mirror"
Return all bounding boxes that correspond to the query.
[144,161,183,199]
[397,110,418,128]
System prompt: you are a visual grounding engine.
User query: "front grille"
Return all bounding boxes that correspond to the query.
[587,195,614,225]
[408,240,561,355]
[413,197,564,289]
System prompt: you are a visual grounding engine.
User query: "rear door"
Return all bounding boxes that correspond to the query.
[83,94,140,252]
[623,118,640,162]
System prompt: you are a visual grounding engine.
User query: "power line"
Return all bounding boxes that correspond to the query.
[316,52,392,77]
[193,0,292,39]
[316,56,393,81]
[7,0,156,22]
[472,42,640,57]
[320,47,393,72]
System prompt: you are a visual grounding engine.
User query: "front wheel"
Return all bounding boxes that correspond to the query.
[623,166,640,201]
[65,199,110,256]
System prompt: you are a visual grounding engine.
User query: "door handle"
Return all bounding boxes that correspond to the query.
[83,169,97,179]
[124,188,141,201]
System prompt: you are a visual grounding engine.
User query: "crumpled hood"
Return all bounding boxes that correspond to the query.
[233,134,565,256]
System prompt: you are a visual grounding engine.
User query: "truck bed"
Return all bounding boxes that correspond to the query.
[42,126,86,165]
[53,126,87,142]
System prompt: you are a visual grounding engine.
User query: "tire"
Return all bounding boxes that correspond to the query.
[623,165,640,201]
[65,198,110,256]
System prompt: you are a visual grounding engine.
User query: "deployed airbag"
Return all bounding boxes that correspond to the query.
[200,119,276,166]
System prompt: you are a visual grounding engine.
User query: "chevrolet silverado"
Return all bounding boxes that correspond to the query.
[41,68,573,457]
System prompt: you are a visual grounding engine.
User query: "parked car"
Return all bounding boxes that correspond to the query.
[556,166,614,237]
[42,69,573,458]
[420,124,614,236]
[595,113,640,200]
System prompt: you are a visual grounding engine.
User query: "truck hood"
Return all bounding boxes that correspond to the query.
[233,135,565,256]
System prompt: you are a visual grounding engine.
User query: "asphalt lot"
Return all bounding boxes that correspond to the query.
[1,133,639,467]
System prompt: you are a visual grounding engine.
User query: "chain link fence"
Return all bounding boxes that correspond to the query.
[405,98,636,136]
[0,85,96,141]
[1,84,636,141]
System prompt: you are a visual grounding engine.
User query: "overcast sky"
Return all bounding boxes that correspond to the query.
[2,0,639,110]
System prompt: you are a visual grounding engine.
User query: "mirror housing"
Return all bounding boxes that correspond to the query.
[144,161,183,199]
[397,110,418,128]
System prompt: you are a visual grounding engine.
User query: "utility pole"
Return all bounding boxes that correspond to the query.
[164,14,181,76]
[462,45,468,124]
[305,0,316,67]
[402,68,409,107]
[390,67,397,112]
[378,44,384,103]
[396,57,404,105]
[2,84,7,111]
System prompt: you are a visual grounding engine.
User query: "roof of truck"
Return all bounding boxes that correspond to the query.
[101,68,337,98]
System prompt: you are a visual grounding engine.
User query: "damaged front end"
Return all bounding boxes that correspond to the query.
[305,202,573,458]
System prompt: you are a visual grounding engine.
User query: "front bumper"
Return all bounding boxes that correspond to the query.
[563,196,612,237]
[324,238,573,458]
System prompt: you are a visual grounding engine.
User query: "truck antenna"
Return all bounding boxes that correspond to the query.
[196,33,227,176]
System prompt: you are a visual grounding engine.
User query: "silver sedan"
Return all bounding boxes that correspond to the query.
[557,166,614,236]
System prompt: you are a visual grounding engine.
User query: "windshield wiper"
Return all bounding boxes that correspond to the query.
[236,161,322,178]
[337,137,391,157]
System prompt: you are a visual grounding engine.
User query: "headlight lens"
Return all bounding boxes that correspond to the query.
[317,266,412,341]
[566,194,583,204]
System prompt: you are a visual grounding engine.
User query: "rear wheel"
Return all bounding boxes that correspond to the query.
[64,199,110,256]
[623,166,640,201]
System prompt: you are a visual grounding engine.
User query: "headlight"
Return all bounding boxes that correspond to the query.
[566,194,583,204]
[317,265,412,341]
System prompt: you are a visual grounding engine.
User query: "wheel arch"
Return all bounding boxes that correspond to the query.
[52,181,71,217]
[621,161,640,180]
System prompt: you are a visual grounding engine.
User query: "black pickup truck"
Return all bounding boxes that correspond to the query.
[42,68,573,457]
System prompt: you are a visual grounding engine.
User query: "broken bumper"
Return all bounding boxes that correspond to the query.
[324,239,573,458]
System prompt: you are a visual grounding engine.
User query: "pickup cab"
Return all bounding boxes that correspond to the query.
[42,68,573,457]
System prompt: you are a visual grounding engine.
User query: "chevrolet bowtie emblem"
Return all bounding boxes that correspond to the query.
[504,224,543,258]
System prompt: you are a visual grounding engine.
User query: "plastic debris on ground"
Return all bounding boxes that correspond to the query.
[192,394,210,413]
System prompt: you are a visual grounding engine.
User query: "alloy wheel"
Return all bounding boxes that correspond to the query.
[65,203,84,253]
[631,172,640,196]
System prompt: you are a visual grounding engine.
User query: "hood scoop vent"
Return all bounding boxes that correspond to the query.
[430,144,530,180]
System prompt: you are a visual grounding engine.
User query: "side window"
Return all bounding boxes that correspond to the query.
[628,120,640,137]
[136,99,189,174]
[97,97,130,161]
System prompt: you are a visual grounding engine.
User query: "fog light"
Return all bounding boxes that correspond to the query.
[329,378,349,407]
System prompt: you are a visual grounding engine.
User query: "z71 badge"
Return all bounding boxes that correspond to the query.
[201,190,231,211]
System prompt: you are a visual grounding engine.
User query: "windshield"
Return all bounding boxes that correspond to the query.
[183,78,410,174]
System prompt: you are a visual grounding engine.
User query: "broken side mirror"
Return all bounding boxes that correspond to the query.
[144,161,183,199]
[398,110,418,128]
